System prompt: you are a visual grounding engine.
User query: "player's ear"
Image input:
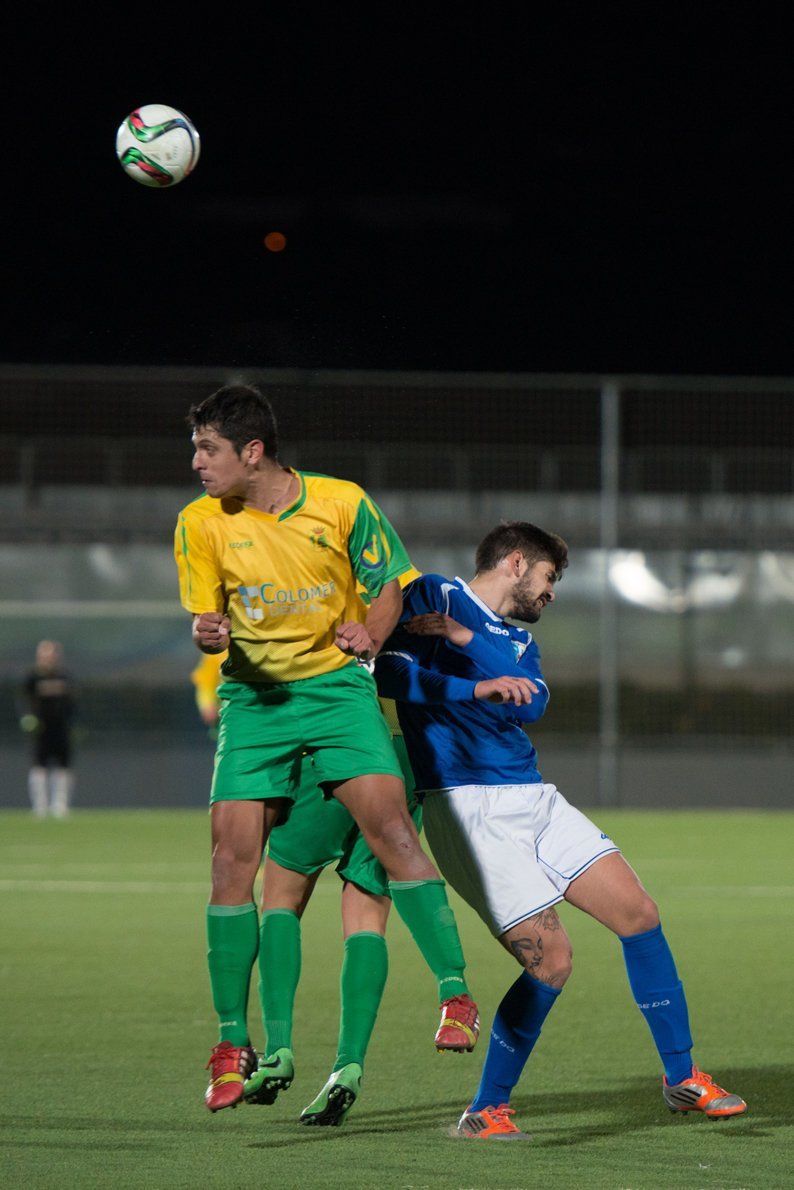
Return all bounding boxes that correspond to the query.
[509,549,524,576]
[242,439,265,466]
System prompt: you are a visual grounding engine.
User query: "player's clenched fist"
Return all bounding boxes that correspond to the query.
[193,611,231,653]
[335,620,376,660]
[474,676,539,705]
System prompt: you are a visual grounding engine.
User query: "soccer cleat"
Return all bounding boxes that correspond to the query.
[456,1104,532,1140]
[663,1066,747,1119]
[299,1063,362,1127]
[435,993,480,1052]
[204,1041,257,1112]
[243,1047,295,1105]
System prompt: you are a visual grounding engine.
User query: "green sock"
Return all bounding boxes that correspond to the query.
[389,879,469,1001]
[334,931,389,1072]
[206,903,259,1045]
[258,909,301,1054]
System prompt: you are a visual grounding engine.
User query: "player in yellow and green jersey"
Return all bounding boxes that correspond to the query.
[175,384,479,1114]
[248,572,422,1128]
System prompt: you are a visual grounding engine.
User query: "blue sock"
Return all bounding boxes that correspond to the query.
[470,971,561,1112]
[620,923,693,1085]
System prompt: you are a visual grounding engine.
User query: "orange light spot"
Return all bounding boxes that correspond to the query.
[264,231,287,252]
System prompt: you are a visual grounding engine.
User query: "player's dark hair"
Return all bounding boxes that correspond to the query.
[187,384,279,458]
[475,521,569,578]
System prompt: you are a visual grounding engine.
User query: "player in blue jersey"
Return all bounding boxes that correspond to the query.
[375,521,746,1139]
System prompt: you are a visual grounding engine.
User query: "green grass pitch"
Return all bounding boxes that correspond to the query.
[2,809,792,1189]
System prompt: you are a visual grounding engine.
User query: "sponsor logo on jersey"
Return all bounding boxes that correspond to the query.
[485,622,510,637]
[228,540,253,549]
[237,580,337,620]
[360,533,384,571]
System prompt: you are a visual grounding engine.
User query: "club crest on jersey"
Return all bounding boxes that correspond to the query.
[513,639,528,661]
[309,526,331,550]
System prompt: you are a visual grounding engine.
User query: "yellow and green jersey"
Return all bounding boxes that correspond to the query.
[191,650,227,716]
[175,470,418,684]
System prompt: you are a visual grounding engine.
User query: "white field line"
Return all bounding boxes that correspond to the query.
[0,879,208,893]
[0,879,791,896]
[0,875,342,894]
[0,601,183,617]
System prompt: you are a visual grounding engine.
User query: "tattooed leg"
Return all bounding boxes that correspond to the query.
[500,907,572,988]
[468,908,569,1113]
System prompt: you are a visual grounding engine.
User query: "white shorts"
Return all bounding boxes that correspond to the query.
[422,783,619,937]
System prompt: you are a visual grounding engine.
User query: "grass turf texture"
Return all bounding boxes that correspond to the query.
[1,809,792,1189]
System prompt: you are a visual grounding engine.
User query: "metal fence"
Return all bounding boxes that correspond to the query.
[1,365,792,808]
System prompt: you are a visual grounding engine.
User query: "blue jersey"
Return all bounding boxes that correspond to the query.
[374,573,549,794]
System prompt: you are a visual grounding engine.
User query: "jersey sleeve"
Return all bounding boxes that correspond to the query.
[175,511,225,614]
[453,636,549,723]
[374,498,420,587]
[348,491,410,599]
[375,650,478,704]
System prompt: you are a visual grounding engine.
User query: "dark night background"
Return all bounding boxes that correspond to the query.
[5,7,794,375]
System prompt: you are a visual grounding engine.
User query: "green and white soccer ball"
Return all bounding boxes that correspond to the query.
[115,104,201,188]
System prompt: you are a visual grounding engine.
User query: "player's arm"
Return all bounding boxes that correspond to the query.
[335,577,403,660]
[405,612,550,722]
[175,511,228,654]
[375,649,536,707]
[337,489,415,660]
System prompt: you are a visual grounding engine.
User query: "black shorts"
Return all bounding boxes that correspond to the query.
[34,729,71,767]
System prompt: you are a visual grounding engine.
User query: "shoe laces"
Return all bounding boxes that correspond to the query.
[692,1068,726,1093]
[206,1042,246,1073]
[486,1105,517,1130]
[442,994,477,1021]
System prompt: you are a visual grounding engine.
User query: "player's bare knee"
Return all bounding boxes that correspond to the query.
[505,910,572,988]
[620,894,660,936]
[539,935,573,987]
[370,811,419,857]
[210,845,257,901]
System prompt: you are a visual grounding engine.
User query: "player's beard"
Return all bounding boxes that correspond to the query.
[510,575,545,623]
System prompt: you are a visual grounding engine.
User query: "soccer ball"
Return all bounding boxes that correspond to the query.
[115,104,200,188]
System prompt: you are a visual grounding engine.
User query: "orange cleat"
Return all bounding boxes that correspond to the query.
[434,993,480,1052]
[663,1066,747,1119]
[204,1041,257,1112]
[456,1104,531,1140]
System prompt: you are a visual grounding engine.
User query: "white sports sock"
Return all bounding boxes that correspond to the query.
[29,767,49,817]
[51,768,73,818]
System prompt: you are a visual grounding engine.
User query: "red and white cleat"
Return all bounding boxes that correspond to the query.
[434,993,480,1052]
[204,1041,257,1112]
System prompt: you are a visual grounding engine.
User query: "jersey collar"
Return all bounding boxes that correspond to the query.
[242,469,306,522]
[454,576,502,622]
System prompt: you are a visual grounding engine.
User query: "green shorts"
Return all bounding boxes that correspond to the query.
[267,736,421,899]
[210,664,403,803]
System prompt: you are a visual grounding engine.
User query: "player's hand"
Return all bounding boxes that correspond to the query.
[405,613,473,647]
[193,612,231,653]
[335,621,376,660]
[474,676,539,705]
